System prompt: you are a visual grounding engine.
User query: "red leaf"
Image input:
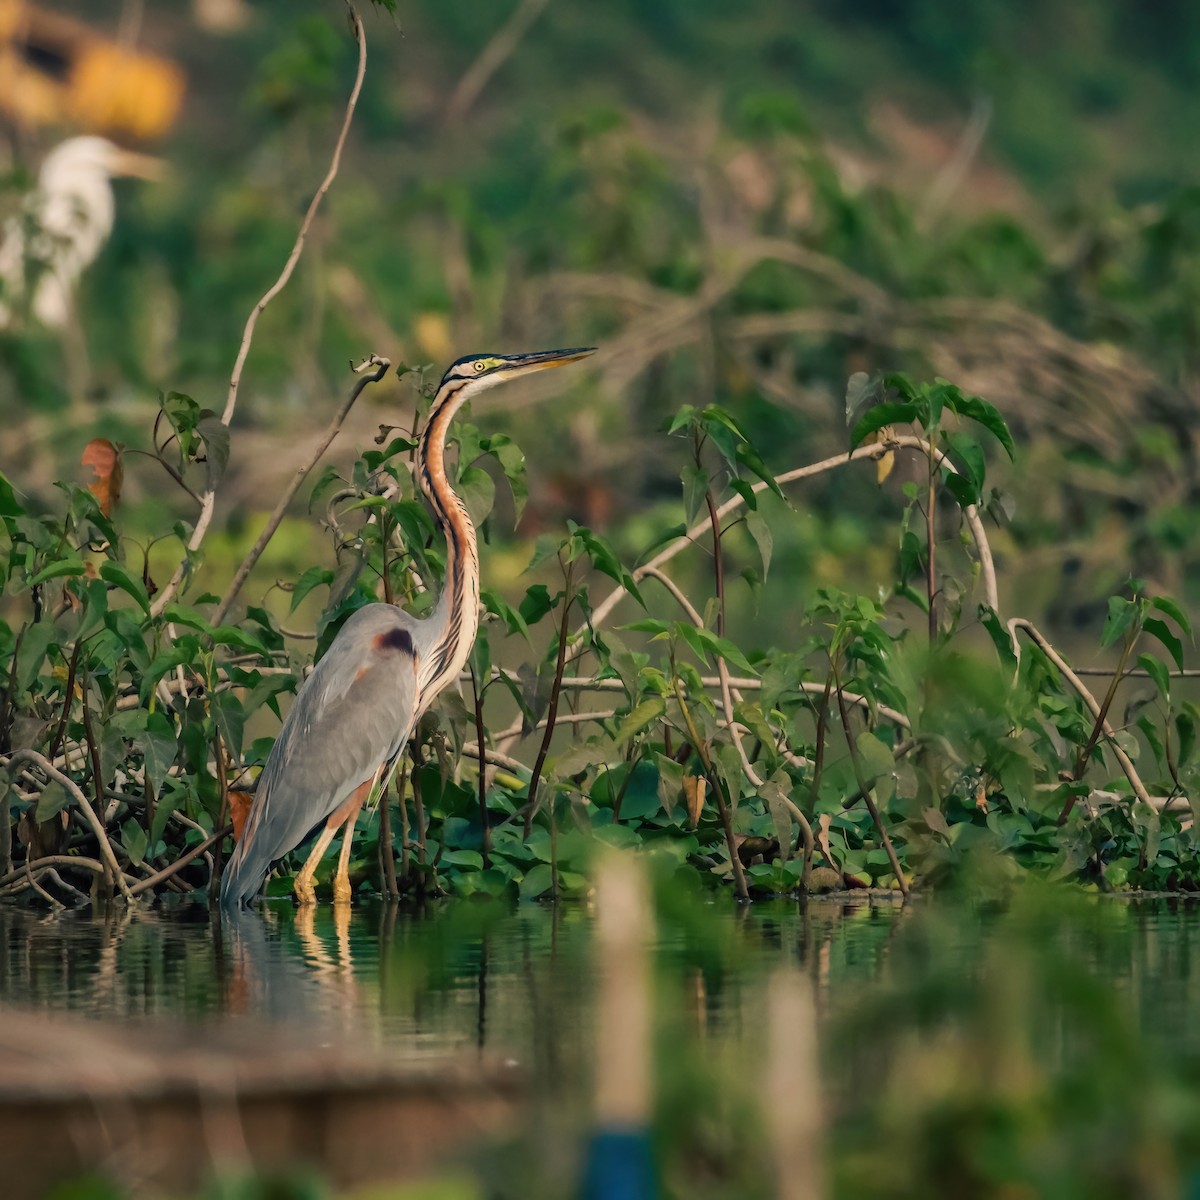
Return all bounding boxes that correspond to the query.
[81,438,123,517]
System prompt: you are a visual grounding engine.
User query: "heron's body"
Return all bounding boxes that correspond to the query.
[0,137,161,329]
[220,347,593,907]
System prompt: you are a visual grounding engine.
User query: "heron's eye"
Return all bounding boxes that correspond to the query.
[474,361,485,372]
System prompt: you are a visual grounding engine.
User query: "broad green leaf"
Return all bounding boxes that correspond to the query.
[849,401,919,450]
[942,389,1016,460]
[1137,652,1170,700]
[196,414,230,490]
[1151,595,1192,640]
[35,780,71,822]
[681,464,708,527]
[1100,596,1139,649]
[735,442,785,502]
[138,711,179,800]
[99,560,151,616]
[122,818,148,867]
[744,509,773,580]
[26,557,87,587]
[615,697,666,744]
[290,566,335,614]
[1144,616,1184,670]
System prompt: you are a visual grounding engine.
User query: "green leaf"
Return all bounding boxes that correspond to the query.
[137,712,178,800]
[122,818,148,868]
[942,390,1016,460]
[519,583,556,627]
[615,697,666,744]
[26,557,87,587]
[1100,596,1139,649]
[99,560,151,616]
[519,862,554,899]
[1151,595,1193,640]
[735,442,784,502]
[681,464,709,527]
[943,472,979,510]
[196,414,230,490]
[1144,616,1185,670]
[1137,653,1170,701]
[849,401,918,450]
[35,780,71,822]
[290,566,335,614]
[676,623,757,675]
[855,730,894,782]
[457,464,495,527]
[744,510,773,580]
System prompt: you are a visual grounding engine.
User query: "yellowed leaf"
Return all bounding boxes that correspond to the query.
[682,774,707,828]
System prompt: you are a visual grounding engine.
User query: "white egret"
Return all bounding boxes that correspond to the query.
[0,136,162,329]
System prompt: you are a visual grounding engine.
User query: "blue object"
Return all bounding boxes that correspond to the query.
[581,1127,656,1200]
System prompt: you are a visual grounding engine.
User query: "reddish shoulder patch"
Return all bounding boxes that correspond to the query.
[374,626,416,656]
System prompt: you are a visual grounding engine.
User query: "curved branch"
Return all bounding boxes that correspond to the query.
[5,750,133,899]
[578,434,998,654]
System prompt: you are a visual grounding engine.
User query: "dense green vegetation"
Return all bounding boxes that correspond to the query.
[2,0,1200,905]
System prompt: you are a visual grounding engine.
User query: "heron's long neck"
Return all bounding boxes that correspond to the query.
[416,382,480,704]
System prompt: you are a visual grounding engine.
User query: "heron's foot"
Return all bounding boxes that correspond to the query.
[332,871,353,904]
[294,875,317,906]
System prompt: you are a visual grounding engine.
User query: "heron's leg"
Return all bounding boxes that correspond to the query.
[293,822,340,906]
[332,779,372,904]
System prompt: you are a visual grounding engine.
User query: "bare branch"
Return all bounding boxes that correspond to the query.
[443,0,552,127]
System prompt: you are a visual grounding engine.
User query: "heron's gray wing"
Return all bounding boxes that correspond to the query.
[220,604,423,905]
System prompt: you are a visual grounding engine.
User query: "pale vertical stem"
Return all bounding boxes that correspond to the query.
[765,970,826,1200]
[594,854,653,1129]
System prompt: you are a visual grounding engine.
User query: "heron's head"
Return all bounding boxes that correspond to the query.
[39,137,166,192]
[438,347,596,396]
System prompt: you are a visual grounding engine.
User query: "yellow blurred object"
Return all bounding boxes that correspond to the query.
[414,311,454,364]
[0,1,183,139]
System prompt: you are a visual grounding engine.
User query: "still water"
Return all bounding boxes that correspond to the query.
[2,890,1200,1197]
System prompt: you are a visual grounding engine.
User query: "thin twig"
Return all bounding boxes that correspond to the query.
[150,5,369,617]
[1008,618,1155,810]
[673,674,749,900]
[127,825,232,897]
[832,668,909,897]
[211,355,390,625]
[469,664,492,868]
[443,0,552,127]
[523,560,574,838]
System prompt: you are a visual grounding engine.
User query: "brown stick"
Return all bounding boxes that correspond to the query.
[128,825,233,897]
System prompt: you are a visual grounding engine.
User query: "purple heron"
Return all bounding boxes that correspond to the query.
[220,346,595,906]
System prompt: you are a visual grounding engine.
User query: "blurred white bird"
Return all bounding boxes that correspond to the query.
[0,136,163,330]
